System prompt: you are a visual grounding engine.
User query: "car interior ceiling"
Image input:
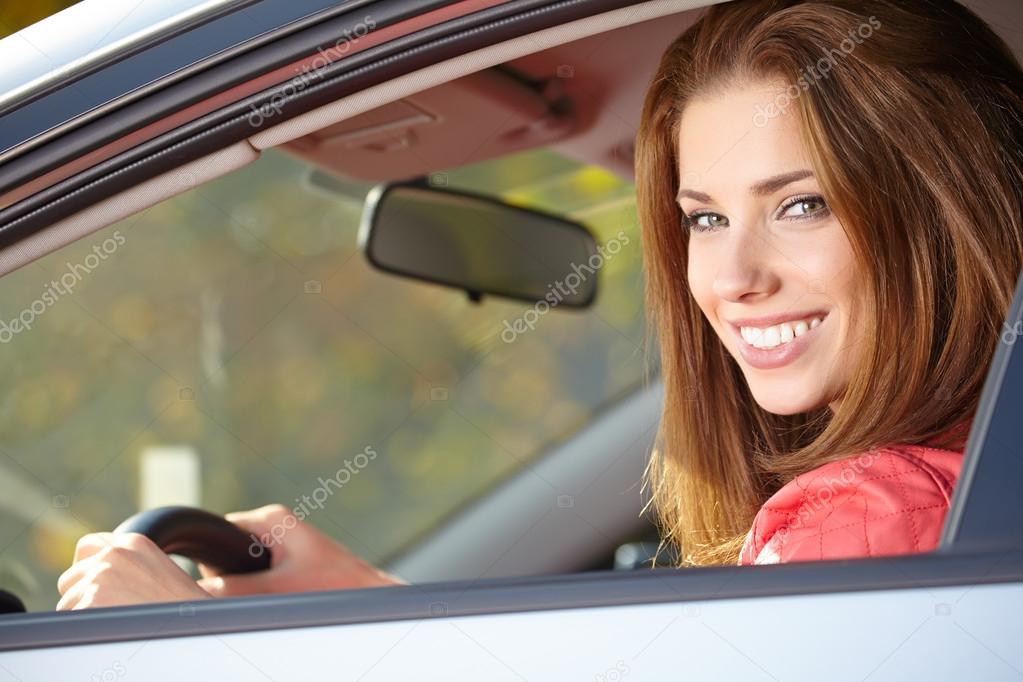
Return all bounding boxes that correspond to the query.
[281,12,690,184]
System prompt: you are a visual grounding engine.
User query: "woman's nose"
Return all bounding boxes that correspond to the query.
[711,227,776,302]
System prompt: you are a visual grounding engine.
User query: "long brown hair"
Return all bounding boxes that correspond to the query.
[636,0,1023,566]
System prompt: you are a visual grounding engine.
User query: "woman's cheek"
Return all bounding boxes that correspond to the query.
[686,246,715,314]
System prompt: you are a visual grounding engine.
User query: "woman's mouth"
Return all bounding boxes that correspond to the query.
[727,311,829,370]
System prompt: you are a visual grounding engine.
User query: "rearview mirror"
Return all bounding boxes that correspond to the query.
[358,181,598,307]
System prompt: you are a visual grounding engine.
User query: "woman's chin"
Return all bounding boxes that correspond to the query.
[747,380,830,416]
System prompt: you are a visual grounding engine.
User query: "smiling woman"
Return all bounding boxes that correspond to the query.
[635,0,1023,566]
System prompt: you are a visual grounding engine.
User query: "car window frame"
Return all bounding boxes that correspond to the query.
[940,270,1023,554]
[1,0,1022,653]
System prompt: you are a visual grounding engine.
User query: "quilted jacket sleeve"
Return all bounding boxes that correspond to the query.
[738,447,961,565]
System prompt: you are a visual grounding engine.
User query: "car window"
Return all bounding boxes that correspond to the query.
[0,146,648,611]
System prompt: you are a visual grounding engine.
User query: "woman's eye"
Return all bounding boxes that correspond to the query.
[683,195,828,232]
[686,212,729,231]
[779,195,829,220]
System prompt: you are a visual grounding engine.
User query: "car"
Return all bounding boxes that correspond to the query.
[0,0,1021,678]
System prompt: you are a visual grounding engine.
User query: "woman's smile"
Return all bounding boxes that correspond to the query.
[726,310,830,370]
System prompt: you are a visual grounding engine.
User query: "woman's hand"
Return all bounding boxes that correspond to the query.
[196,504,406,597]
[57,532,212,610]
[55,503,402,610]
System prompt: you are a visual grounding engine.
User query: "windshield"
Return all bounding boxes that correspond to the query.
[0,146,648,611]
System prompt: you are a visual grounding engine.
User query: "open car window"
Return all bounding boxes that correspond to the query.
[0,145,647,611]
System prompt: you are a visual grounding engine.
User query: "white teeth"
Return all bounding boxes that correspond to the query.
[761,327,781,348]
[739,316,823,350]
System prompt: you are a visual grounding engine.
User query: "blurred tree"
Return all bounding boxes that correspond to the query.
[0,1,79,37]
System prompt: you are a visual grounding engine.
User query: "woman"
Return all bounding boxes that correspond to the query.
[57,0,1023,608]
[635,0,1023,566]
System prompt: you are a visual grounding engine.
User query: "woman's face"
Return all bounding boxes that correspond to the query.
[679,80,861,415]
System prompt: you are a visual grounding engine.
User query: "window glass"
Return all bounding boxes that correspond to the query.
[0,146,648,611]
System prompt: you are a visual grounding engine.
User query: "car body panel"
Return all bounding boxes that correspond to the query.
[2,572,1021,679]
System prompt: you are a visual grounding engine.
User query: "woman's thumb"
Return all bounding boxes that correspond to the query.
[224,505,290,539]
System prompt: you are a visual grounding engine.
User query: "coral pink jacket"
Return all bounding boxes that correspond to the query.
[738,423,970,566]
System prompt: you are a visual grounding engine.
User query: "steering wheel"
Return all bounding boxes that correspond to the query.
[0,506,271,615]
[114,505,273,574]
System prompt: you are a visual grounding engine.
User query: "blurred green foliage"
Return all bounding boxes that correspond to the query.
[0,146,650,611]
[0,1,78,36]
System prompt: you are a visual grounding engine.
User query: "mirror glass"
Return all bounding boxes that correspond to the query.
[359,183,599,307]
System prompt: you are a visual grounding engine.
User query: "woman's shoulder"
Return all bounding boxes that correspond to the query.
[738,442,966,566]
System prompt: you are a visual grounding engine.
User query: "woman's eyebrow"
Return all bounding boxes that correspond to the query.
[676,169,814,203]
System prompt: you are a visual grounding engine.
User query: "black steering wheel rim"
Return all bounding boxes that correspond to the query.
[115,506,272,575]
